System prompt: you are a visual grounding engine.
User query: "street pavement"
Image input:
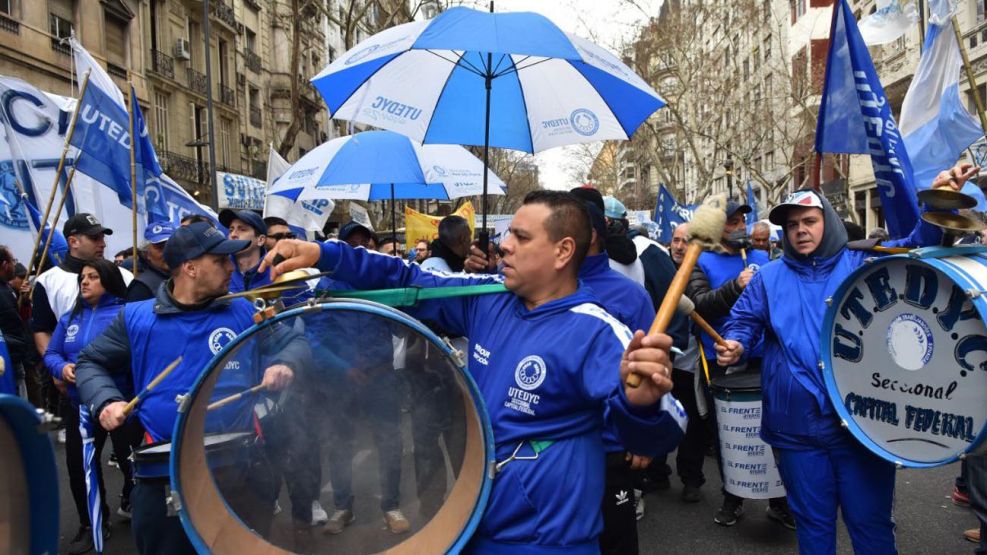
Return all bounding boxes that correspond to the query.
[54,433,975,554]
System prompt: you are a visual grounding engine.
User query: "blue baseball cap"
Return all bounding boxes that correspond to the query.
[218,209,267,236]
[144,221,174,244]
[163,222,250,267]
[726,200,752,218]
[339,220,372,242]
[603,196,628,219]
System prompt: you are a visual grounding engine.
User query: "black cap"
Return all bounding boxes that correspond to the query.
[339,220,372,241]
[219,209,267,235]
[63,213,113,237]
[263,216,289,228]
[725,200,752,218]
[163,222,250,267]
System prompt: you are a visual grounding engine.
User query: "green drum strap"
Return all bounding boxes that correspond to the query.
[317,283,508,308]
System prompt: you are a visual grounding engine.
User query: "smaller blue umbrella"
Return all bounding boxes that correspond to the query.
[268,130,506,242]
[79,405,103,553]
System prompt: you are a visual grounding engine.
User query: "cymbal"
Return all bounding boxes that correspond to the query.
[921,211,987,234]
[917,188,978,210]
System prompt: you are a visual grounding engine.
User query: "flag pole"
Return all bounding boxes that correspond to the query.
[952,16,987,133]
[128,85,139,277]
[31,162,81,299]
[25,69,91,281]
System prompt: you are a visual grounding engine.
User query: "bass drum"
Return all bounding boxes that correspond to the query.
[822,248,987,468]
[171,300,494,554]
[0,394,59,555]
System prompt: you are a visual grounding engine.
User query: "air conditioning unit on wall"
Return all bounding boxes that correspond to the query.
[174,38,191,61]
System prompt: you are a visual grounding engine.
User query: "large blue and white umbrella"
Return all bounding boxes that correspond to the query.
[311,6,665,231]
[268,130,506,240]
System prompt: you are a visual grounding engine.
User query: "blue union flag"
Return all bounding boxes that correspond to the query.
[816,0,920,238]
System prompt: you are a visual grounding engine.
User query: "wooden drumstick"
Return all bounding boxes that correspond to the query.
[207,384,266,411]
[122,356,183,417]
[676,296,729,347]
[628,196,727,388]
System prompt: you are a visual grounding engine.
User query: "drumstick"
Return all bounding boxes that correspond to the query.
[122,356,183,417]
[740,248,748,266]
[676,296,728,347]
[207,384,266,411]
[629,196,727,388]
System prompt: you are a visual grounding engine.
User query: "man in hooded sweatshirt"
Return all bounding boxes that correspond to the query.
[716,165,972,554]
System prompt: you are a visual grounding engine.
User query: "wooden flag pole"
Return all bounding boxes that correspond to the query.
[128,85,139,277]
[33,163,80,287]
[25,70,91,281]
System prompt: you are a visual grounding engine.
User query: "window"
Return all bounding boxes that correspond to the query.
[245,28,256,51]
[328,46,336,63]
[153,91,169,151]
[743,58,750,79]
[752,46,760,70]
[765,34,772,62]
[219,118,232,168]
[49,0,73,40]
[103,11,128,70]
[0,0,12,15]
[794,0,807,20]
[980,0,987,22]
[218,39,229,87]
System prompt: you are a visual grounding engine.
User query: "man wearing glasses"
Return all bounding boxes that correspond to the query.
[264,217,297,251]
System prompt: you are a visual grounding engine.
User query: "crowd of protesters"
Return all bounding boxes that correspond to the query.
[3,163,987,555]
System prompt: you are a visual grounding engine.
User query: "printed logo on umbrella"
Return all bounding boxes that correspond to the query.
[570,109,599,136]
[432,165,447,177]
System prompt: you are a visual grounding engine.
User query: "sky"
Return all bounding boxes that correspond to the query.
[460,0,665,190]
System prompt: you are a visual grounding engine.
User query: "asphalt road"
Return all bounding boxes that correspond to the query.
[53,433,976,554]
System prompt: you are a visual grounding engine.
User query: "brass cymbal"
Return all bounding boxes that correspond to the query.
[917,187,978,210]
[921,211,987,234]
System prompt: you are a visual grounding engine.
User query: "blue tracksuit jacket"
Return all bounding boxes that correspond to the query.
[44,295,126,406]
[0,333,14,395]
[695,249,770,359]
[317,241,685,554]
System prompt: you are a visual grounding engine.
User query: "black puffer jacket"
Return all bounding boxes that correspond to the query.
[686,258,744,323]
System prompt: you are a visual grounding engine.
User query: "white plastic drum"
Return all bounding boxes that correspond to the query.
[171,300,494,554]
[822,249,987,468]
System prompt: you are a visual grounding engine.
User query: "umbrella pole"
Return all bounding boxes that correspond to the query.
[391,183,397,249]
[480,54,492,254]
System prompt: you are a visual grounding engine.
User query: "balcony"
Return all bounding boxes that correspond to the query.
[186,68,208,96]
[245,48,261,73]
[150,50,175,80]
[219,84,235,106]
[250,106,262,128]
[159,151,202,184]
[51,37,70,55]
[0,13,19,34]
[212,1,236,30]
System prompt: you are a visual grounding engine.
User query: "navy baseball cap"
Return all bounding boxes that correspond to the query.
[144,221,174,244]
[339,220,372,241]
[218,209,267,235]
[163,222,249,267]
[726,200,752,218]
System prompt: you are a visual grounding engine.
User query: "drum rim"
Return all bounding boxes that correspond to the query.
[0,394,59,554]
[821,253,987,468]
[171,299,496,554]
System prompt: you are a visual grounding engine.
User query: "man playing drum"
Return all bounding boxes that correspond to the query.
[715,166,973,554]
[75,222,306,555]
[262,190,686,554]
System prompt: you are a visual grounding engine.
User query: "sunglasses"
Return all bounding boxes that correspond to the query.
[269,232,297,241]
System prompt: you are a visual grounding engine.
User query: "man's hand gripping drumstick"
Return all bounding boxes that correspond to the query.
[626,195,727,388]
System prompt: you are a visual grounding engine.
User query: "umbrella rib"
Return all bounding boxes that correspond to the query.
[423,49,485,77]
[497,57,554,77]
[490,53,509,76]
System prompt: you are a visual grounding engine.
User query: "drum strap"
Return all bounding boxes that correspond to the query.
[494,439,555,475]
[318,284,509,307]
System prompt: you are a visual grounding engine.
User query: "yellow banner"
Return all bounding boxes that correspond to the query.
[404,201,475,250]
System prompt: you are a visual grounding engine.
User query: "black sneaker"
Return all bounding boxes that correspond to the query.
[766,504,796,531]
[681,484,702,503]
[67,526,94,554]
[713,500,744,526]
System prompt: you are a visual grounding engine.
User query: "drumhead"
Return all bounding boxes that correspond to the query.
[822,251,987,467]
[0,394,59,555]
[172,300,494,554]
[709,370,761,396]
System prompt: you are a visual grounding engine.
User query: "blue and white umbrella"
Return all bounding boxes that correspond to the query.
[80,405,103,553]
[268,130,506,240]
[311,6,665,231]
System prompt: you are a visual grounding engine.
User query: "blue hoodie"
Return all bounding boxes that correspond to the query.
[0,333,14,395]
[44,294,126,406]
[229,249,273,293]
[315,241,685,553]
[721,196,943,448]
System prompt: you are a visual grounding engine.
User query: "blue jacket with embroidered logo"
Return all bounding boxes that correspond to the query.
[316,241,685,554]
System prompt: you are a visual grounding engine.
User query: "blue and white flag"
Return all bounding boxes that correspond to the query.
[654,184,696,244]
[79,405,103,553]
[858,1,919,46]
[69,84,137,208]
[745,181,759,232]
[816,0,919,238]
[899,0,985,210]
